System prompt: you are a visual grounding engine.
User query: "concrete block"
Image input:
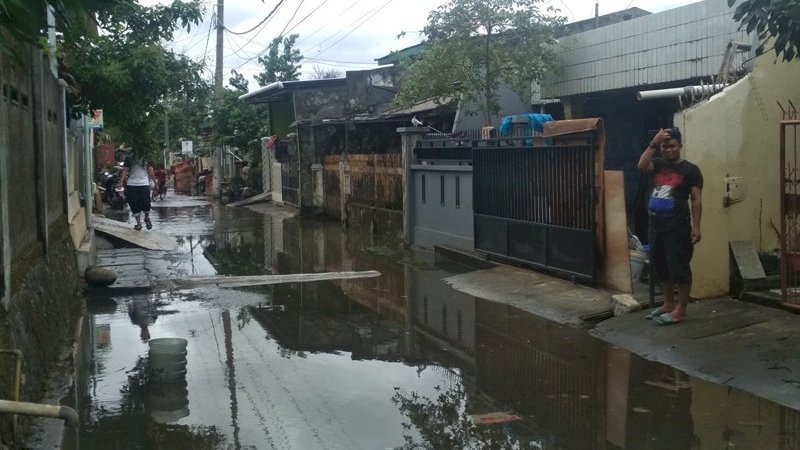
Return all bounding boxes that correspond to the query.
[612,294,641,316]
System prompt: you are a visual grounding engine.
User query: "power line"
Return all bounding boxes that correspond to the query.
[222,0,286,62]
[305,56,375,65]
[301,0,387,54]
[283,0,330,36]
[311,0,395,58]
[295,0,363,46]
[225,0,286,35]
[201,12,216,64]
[225,0,329,62]
[225,29,257,61]
[277,0,306,37]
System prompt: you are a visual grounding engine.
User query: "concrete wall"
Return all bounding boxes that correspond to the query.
[0,40,84,447]
[454,83,531,130]
[677,55,800,297]
[411,165,474,249]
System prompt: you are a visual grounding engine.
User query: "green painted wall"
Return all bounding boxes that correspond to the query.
[268,100,295,137]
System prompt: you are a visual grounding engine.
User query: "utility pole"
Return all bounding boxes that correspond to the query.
[163,112,169,169]
[215,0,224,93]
[213,0,225,198]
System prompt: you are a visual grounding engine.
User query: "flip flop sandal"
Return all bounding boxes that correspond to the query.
[654,313,682,326]
[133,224,142,231]
[144,217,152,230]
[645,308,671,320]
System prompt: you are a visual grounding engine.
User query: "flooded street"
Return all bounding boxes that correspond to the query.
[76,196,800,450]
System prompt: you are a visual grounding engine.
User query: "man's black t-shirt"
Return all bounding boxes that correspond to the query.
[648,158,703,232]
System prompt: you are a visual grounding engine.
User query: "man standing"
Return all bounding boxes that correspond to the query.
[118,146,156,231]
[637,128,703,325]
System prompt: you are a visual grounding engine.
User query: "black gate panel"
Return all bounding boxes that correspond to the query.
[474,215,508,255]
[473,143,597,279]
[507,221,547,266]
[547,227,595,276]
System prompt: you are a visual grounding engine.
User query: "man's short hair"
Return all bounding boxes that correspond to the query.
[667,127,682,144]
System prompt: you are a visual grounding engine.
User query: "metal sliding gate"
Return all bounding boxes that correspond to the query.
[473,141,598,279]
[780,118,800,305]
[276,142,299,207]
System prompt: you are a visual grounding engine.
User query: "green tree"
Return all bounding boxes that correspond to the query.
[729,0,800,61]
[213,70,268,163]
[0,0,97,56]
[393,0,564,126]
[61,0,206,162]
[254,34,302,86]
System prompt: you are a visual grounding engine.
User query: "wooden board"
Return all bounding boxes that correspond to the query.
[601,171,632,293]
[92,215,177,251]
[174,270,382,288]
[93,248,151,290]
[730,240,767,280]
[226,192,271,208]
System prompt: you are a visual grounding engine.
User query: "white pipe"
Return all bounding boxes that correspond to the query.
[637,84,726,101]
[0,400,79,427]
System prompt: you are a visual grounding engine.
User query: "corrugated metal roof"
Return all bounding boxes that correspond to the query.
[542,0,753,98]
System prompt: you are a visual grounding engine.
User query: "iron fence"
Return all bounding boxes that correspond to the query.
[780,119,800,305]
[472,142,597,279]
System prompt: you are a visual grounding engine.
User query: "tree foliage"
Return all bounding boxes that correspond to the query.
[254,33,302,86]
[60,0,207,161]
[729,0,800,61]
[0,0,98,56]
[213,70,268,162]
[393,0,564,125]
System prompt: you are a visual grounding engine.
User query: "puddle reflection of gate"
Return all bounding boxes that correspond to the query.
[779,114,800,305]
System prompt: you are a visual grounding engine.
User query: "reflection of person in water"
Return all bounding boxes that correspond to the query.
[128,297,157,341]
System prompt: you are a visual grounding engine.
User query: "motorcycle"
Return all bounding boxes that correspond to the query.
[99,169,126,209]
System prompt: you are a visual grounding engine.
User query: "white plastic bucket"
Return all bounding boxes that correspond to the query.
[630,250,647,281]
[149,338,188,354]
[149,338,188,383]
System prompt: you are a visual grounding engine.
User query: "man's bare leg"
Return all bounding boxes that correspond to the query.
[660,280,676,313]
[668,283,691,321]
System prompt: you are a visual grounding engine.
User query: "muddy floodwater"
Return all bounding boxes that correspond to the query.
[74,197,800,450]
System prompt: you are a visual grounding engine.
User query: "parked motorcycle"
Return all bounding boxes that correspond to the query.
[98,168,126,209]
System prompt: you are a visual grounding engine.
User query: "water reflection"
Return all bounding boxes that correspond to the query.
[78,202,800,450]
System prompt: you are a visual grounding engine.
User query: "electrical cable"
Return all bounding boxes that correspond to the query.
[201,12,216,65]
[222,0,287,61]
[295,0,363,46]
[283,0,330,36]
[225,0,286,35]
[310,0,395,58]
[277,0,307,37]
[225,29,257,60]
[304,56,375,65]
[301,0,388,54]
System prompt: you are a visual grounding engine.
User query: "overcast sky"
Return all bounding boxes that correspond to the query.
[144,0,704,92]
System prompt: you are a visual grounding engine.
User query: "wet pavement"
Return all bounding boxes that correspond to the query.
[72,193,800,450]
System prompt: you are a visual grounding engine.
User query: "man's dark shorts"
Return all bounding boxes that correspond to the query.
[649,225,693,284]
[126,185,151,214]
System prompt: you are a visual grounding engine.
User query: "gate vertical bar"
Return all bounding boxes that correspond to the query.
[780,121,787,303]
[781,120,800,305]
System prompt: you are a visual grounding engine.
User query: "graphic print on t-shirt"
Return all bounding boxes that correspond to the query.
[649,170,683,214]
